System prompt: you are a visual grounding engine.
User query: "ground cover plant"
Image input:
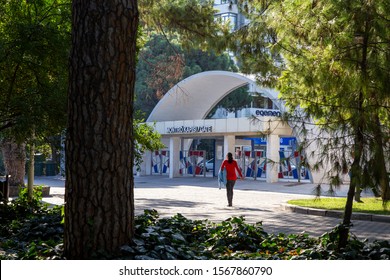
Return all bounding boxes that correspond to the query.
[0,187,63,260]
[288,198,390,216]
[0,191,389,260]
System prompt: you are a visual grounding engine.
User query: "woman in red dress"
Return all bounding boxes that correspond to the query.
[220,152,244,207]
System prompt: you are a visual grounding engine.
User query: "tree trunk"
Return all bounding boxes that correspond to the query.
[354,185,362,202]
[27,141,35,201]
[339,123,365,249]
[49,136,61,170]
[339,160,357,249]
[0,138,26,187]
[64,0,138,259]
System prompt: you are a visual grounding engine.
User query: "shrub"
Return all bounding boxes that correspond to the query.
[0,188,63,260]
[1,205,389,260]
[123,210,390,260]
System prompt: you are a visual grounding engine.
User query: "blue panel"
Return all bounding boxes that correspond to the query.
[257,168,263,177]
[280,137,296,145]
[243,137,267,145]
[292,169,298,179]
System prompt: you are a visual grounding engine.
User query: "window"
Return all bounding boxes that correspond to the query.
[214,0,237,5]
[219,12,237,30]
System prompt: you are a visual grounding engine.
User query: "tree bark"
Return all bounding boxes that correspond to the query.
[27,141,35,201]
[64,0,138,259]
[1,138,26,187]
[49,136,61,171]
[339,120,365,249]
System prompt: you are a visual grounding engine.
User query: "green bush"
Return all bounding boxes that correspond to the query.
[1,204,389,260]
[124,210,390,260]
[0,188,63,260]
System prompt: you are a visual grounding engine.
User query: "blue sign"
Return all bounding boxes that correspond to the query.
[280,137,296,146]
[243,137,296,146]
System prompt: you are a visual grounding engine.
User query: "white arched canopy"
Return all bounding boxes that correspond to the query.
[147,71,283,122]
[144,70,325,184]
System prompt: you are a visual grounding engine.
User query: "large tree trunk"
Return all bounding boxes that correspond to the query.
[64,0,138,259]
[1,138,26,187]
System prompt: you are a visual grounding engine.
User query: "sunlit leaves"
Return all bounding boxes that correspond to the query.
[133,118,165,171]
[0,0,71,140]
[139,0,229,51]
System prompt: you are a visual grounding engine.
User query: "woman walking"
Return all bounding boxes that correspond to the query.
[220,152,244,207]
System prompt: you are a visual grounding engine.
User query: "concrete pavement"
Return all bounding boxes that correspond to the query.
[32,175,390,242]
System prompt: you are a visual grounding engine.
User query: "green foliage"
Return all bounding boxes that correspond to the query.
[202,216,269,259]
[224,1,284,87]
[128,210,209,260]
[139,0,230,51]
[182,48,239,78]
[1,186,46,220]
[0,0,71,141]
[134,116,165,171]
[208,86,253,117]
[122,210,390,260]
[273,0,390,200]
[135,34,239,117]
[0,187,63,260]
[1,206,389,260]
[232,1,390,202]
[289,197,390,215]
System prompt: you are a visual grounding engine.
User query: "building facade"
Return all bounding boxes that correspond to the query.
[140,71,327,184]
[213,0,248,31]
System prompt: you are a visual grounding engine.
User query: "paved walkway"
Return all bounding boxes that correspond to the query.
[34,175,390,242]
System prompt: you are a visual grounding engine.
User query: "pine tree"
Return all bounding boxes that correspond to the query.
[232,0,390,248]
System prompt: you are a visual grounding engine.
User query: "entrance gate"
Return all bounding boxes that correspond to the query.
[235,150,266,180]
[278,150,310,180]
[179,150,206,177]
[243,151,266,180]
[152,150,169,175]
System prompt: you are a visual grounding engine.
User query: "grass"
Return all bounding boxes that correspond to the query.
[287,197,390,216]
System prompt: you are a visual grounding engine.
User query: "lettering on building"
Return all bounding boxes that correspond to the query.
[255,109,281,117]
[166,126,213,134]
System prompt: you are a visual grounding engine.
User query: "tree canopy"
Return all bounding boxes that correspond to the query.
[228,0,390,248]
[0,0,71,141]
[135,33,240,117]
[228,0,389,193]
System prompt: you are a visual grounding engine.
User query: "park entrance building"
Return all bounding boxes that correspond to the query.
[140,71,319,183]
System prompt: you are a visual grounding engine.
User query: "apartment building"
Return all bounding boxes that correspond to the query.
[213,0,248,30]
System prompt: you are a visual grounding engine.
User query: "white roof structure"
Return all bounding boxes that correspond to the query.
[147,71,284,122]
[143,70,327,183]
